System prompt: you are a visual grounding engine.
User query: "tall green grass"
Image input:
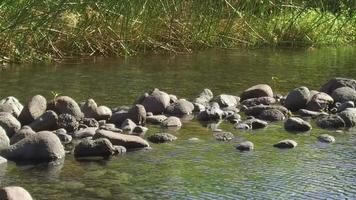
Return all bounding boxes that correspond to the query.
[0,0,355,63]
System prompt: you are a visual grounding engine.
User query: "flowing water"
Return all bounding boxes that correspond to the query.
[0,47,356,199]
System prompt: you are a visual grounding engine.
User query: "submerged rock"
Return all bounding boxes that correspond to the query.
[318,134,335,143]
[18,95,47,125]
[0,186,33,200]
[236,141,254,151]
[273,139,297,149]
[240,84,273,101]
[148,133,177,143]
[284,117,312,132]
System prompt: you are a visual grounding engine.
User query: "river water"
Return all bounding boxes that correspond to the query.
[0,47,355,199]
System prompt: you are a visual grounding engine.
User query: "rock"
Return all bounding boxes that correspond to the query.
[0,186,33,200]
[29,110,58,132]
[337,108,356,127]
[244,105,289,117]
[120,119,137,132]
[18,95,47,125]
[148,133,177,143]
[236,141,254,151]
[127,104,146,125]
[0,126,10,149]
[195,89,213,105]
[284,87,310,111]
[337,101,354,112]
[113,145,127,154]
[0,112,21,137]
[74,138,116,157]
[243,118,268,129]
[54,96,83,120]
[188,138,200,142]
[193,103,206,112]
[0,131,65,161]
[0,156,6,165]
[320,77,356,94]
[240,84,273,101]
[316,115,345,129]
[80,99,98,118]
[53,128,72,144]
[99,123,122,133]
[73,127,97,139]
[166,99,194,115]
[273,139,297,149]
[140,89,170,114]
[146,115,167,125]
[131,126,148,137]
[57,113,79,133]
[197,104,224,121]
[213,131,234,141]
[0,96,23,118]
[227,113,242,124]
[241,96,276,107]
[306,92,333,111]
[234,123,251,130]
[161,116,182,127]
[284,117,312,132]
[297,109,328,117]
[93,129,149,149]
[109,111,129,126]
[96,106,112,120]
[10,126,35,145]
[318,134,335,143]
[257,109,285,121]
[215,94,239,108]
[169,94,178,103]
[331,87,356,103]
[81,118,99,128]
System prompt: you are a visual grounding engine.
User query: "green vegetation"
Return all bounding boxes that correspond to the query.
[0,0,355,63]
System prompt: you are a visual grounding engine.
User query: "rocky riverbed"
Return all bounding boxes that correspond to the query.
[0,77,356,199]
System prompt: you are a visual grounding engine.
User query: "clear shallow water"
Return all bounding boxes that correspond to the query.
[0,47,356,199]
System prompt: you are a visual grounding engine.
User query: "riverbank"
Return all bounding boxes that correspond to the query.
[0,0,355,63]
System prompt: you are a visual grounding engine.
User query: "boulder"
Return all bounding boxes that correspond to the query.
[57,113,79,133]
[215,94,239,108]
[241,96,276,107]
[213,131,234,141]
[240,84,273,101]
[197,104,224,121]
[80,99,98,118]
[109,111,129,126]
[120,119,137,132]
[226,113,241,124]
[10,126,35,145]
[0,126,10,150]
[127,104,146,125]
[0,131,65,161]
[320,77,356,94]
[0,96,23,118]
[81,118,99,128]
[0,156,6,165]
[194,89,213,105]
[53,129,72,144]
[284,87,310,111]
[165,99,194,115]
[148,133,177,143]
[73,127,97,139]
[131,126,148,137]
[99,123,122,133]
[236,141,254,151]
[306,92,333,111]
[54,96,83,120]
[331,87,356,103]
[93,129,149,149]
[193,103,206,112]
[257,109,285,122]
[146,115,167,124]
[169,94,178,103]
[315,115,345,129]
[96,106,112,120]
[297,109,328,117]
[29,110,58,132]
[284,117,312,132]
[337,101,354,113]
[74,138,116,158]
[234,123,251,130]
[243,118,268,129]
[318,134,335,143]
[337,108,356,127]
[0,186,33,200]
[140,89,170,114]
[0,112,21,137]
[161,116,182,127]
[273,139,297,149]
[244,105,289,117]
[18,95,47,125]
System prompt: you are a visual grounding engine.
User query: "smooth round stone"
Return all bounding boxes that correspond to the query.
[148,133,177,143]
[318,134,335,143]
[273,139,298,149]
[236,141,254,151]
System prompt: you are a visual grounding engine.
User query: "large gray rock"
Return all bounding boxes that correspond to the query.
[284,117,312,132]
[148,133,177,143]
[0,131,65,161]
[131,126,148,137]
[240,84,273,101]
[0,126,9,150]
[236,141,254,151]
[109,111,129,126]
[0,112,21,137]
[331,87,356,103]
[127,104,146,125]
[165,99,194,115]
[81,99,112,120]
[29,110,58,132]
[316,115,345,129]
[120,119,137,132]
[320,77,356,94]
[241,96,276,107]
[0,96,23,118]
[297,109,328,117]
[74,127,97,139]
[306,92,333,111]
[53,128,72,144]
[57,113,79,133]
[146,115,167,125]
[197,104,224,121]
[215,94,239,108]
[284,87,310,111]
[140,89,170,114]
[93,129,149,149]
[337,108,356,127]
[244,105,289,117]
[74,138,116,158]
[54,96,83,120]
[273,139,297,149]
[0,186,33,200]
[10,126,36,145]
[96,106,112,120]
[195,89,213,105]
[18,95,47,125]
[161,116,182,127]
[257,109,285,122]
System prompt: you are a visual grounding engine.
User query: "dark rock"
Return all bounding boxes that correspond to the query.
[318,134,335,143]
[244,105,289,117]
[53,128,72,144]
[193,103,205,112]
[337,101,354,113]
[257,109,285,121]
[240,84,273,101]
[93,129,149,149]
[0,112,21,137]
[0,96,23,118]
[337,108,356,127]
[306,92,333,111]
[109,110,129,126]
[0,131,65,161]
[297,109,328,117]
[243,118,268,129]
[73,127,97,139]
[10,126,35,145]
[315,115,345,129]
[213,131,234,141]
[121,119,137,132]
[127,104,146,125]
[0,186,33,200]
[227,113,241,124]
[273,139,297,149]
[331,87,356,103]
[0,126,9,149]
[284,117,312,132]
[284,86,310,111]
[215,94,239,108]
[197,105,224,121]
[57,113,79,133]
[74,138,116,157]
[166,99,194,115]
[320,77,356,94]
[18,95,47,125]
[241,96,276,107]
[146,115,167,125]
[131,126,148,136]
[81,118,99,128]
[140,89,170,114]
[54,96,83,120]
[161,116,182,127]
[148,133,177,143]
[194,89,213,105]
[236,141,254,151]
[29,110,58,132]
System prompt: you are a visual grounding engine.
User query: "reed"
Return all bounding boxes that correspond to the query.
[0,0,354,63]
